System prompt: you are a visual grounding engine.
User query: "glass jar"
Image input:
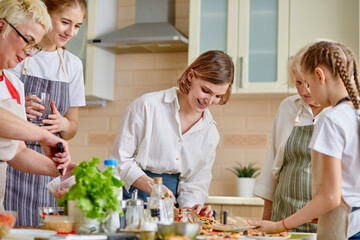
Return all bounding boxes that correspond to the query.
[174,208,194,223]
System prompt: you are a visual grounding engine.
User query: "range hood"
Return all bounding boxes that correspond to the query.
[90,0,188,53]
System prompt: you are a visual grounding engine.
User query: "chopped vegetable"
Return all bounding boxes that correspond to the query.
[58,157,125,222]
[0,212,16,237]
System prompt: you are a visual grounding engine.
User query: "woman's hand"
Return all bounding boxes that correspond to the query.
[25,94,45,120]
[42,101,69,133]
[247,219,284,233]
[192,204,213,217]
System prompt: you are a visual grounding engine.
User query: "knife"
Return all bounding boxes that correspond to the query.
[57,142,64,189]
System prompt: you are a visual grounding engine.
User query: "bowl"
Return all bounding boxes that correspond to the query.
[38,207,64,222]
[0,211,17,238]
[157,222,201,239]
[44,215,74,233]
[46,174,75,200]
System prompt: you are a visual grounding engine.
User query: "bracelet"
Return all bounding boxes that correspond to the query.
[282,218,290,232]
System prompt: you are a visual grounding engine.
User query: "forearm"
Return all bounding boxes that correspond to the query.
[8,142,59,177]
[0,108,48,142]
[262,199,273,220]
[132,174,153,194]
[59,119,78,140]
[60,108,79,140]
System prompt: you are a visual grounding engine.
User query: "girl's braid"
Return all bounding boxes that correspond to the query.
[333,50,360,109]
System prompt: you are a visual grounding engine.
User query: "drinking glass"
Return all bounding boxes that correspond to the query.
[27,92,50,126]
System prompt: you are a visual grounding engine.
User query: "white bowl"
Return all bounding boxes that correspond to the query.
[157,222,201,239]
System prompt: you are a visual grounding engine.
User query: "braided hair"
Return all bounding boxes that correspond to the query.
[300,41,360,110]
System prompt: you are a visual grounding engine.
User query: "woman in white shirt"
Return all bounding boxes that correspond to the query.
[110,50,234,216]
[253,45,327,232]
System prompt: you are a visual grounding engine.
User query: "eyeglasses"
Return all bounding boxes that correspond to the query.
[4,19,42,54]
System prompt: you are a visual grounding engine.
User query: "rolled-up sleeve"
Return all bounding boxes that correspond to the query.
[110,106,145,190]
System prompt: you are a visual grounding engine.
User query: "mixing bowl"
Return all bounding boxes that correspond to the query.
[157,222,201,239]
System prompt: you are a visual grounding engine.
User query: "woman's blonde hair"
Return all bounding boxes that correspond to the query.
[301,40,360,109]
[177,50,234,105]
[0,0,52,37]
[288,45,310,87]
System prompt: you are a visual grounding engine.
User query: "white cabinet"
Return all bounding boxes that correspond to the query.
[66,0,117,103]
[189,0,359,94]
[189,0,289,94]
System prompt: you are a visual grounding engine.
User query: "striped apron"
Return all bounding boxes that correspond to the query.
[5,49,70,226]
[271,124,317,233]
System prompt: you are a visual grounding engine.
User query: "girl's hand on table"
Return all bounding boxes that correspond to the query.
[192,204,213,217]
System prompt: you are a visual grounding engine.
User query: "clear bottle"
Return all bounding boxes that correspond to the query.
[103,159,122,233]
[148,177,164,221]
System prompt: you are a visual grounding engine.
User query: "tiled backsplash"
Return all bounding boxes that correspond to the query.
[69,0,292,196]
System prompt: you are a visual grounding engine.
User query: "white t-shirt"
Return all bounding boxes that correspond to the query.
[309,103,360,237]
[9,48,85,107]
[110,87,220,208]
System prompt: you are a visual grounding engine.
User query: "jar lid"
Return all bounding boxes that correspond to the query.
[104,160,117,166]
[126,198,144,206]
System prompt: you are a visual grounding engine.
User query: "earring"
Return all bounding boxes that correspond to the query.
[188,80,191,86]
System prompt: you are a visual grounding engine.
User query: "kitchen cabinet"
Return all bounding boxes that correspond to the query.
[188,0,359,94]
[205,196,264,224]
[66,0,117,104]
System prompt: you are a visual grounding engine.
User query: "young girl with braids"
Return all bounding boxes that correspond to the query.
[248,40,360,240]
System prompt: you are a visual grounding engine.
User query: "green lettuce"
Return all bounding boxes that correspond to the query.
[58,157,125,222]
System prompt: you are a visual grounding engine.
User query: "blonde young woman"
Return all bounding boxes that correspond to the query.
[250,41,360,240]
[253,46,328,232]
[5,0,86,226]
[0,0,71,212]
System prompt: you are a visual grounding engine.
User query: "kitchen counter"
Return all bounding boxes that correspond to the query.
[205,196,264,206]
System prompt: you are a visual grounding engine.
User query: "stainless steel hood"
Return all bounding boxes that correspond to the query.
[90,0,188,53]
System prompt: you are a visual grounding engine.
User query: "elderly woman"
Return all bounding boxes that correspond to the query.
[0,0,71,211]
[253,45,328,232]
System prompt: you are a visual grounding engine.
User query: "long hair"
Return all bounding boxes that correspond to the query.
[301,41,360,110]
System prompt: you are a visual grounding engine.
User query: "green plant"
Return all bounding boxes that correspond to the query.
[228,161,261,178]
[58,157,125,222]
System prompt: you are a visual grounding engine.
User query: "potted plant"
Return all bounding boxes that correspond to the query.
[228,161,261,197]
[58,157,125,233]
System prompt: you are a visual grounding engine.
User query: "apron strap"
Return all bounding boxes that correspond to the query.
[21,57,31,75]
[57,48,69,83]
[21,49,69,83]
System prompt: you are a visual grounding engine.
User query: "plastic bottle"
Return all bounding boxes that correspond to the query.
[103,159,122,233]
[148,177,164,221]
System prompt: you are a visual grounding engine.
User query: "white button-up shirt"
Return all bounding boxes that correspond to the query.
[110,87,220,207]
[253,94,328,201]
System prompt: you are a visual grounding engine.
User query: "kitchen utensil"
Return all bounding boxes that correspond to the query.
[57,142,63,189]
[125,189,144,229]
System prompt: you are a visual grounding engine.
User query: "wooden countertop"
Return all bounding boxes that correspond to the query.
[205,196,264,206]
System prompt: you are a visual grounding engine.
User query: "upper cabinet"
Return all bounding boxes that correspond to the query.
[66,0,117,103]
[189,0,359,94]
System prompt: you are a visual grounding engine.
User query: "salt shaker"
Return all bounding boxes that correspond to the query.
[125,189,144,229]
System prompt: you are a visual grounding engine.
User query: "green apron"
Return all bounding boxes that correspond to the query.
[271,125,317,233]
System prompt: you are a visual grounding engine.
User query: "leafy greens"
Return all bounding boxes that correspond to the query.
[58,157,125,222]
